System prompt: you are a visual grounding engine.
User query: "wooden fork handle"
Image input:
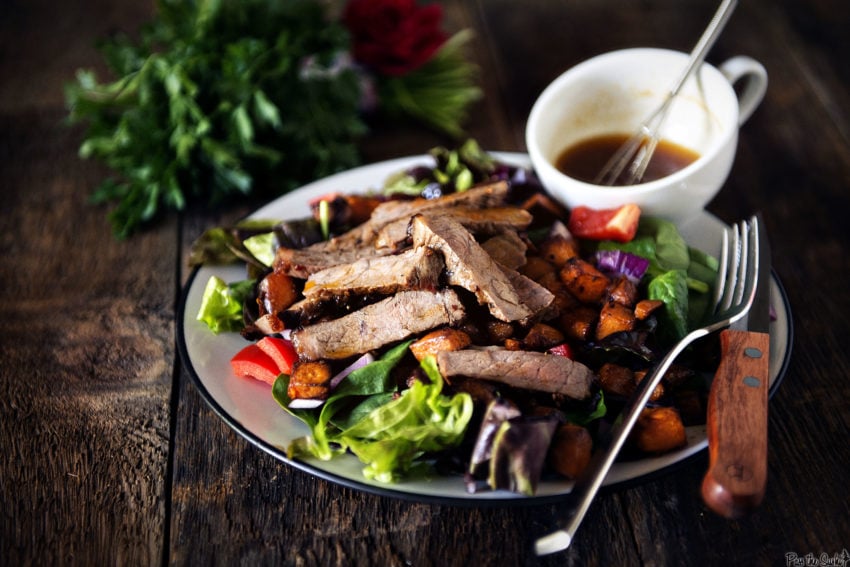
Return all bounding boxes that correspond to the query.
[701,328,769,518]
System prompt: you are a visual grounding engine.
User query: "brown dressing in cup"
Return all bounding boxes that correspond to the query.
[555,133,700,186]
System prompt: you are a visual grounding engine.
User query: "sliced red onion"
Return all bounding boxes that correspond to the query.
[329,352,375,390]
[288,398,325,410]
[595,250,650,284]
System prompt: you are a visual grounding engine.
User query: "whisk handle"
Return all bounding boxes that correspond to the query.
[670,0,739,96]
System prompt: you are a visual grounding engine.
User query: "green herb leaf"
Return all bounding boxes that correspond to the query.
[66,0,366,238]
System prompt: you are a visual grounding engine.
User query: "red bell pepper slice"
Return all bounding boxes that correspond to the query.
[256,336,298,375]
[230,343,280,385]
[567,204,641,243]
[547,343,574,359]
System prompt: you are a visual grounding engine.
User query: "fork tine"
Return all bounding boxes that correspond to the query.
[732,220,751,307]
[717,217,761,323]
[717,220,745,313]
[712,226,730,309]
[740,217,760,311]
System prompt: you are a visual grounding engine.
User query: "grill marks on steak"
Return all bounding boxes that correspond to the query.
[292,289,466,360]
[436,349,595,400]
[411,214,552,323]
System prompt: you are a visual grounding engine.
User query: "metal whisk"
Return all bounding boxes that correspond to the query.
[594,0,739,186]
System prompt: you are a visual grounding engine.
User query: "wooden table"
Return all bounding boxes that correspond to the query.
[3,1,849,565]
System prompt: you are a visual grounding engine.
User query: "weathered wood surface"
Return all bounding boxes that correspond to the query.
[2,0,849,565]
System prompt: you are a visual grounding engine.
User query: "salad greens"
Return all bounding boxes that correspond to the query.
[382,139,498,197]
[598,217,718,342]
[272,342,473,482]
[196,276,255,334]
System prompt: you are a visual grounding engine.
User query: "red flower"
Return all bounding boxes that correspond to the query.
[343,0,448,76]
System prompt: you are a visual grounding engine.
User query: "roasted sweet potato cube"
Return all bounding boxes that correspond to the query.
[409,328,472,361]
[522,323,565,351]
[607,276,638,307]
[559,258,611,304]
[258,270,299,315]
[598,363,636,398]
[548,423,593,479]
[630,407,687,454]
[504,337,523,351]
[288,361,332,400]
[558,305,598,341]
[519,191,568,225]
[596,300,636,340]
[538,234,580,268]
[485,320,515,344]
[635,299,664,320]
[520,255,556,283]
[634,369,665,402]
[312,193,381,227]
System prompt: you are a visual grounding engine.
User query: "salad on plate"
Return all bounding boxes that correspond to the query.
[189,140,720,496]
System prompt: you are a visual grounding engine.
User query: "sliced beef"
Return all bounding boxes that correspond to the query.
[481,231,529,270]
[374,206,532,251]
[281,293,380,328]
[501,267,556,321]
[292,289,466,360]
[274,181,510,277]
[274,244,392,279]
[368,180,510,226]
[303,246,444,300]
[411,214,535,323]
[435,348,596,400]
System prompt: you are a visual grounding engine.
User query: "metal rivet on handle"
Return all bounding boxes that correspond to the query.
[744,347,763,358]
[743,376,761,388]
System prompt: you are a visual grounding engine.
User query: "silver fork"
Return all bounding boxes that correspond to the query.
[535,215,762,556]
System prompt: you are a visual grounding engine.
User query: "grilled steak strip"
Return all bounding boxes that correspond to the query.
[411,214,534,323]
[303,246,444,300]
[274,245,392,279]
[374,206,532,251]
[481,231,529,271]
[368,180,510,225]
[274,181,511,278]
[435,348,596,400]
[291,289,466,360]
[501,267,555,320]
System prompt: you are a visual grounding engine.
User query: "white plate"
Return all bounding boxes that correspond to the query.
[178,153,792,504]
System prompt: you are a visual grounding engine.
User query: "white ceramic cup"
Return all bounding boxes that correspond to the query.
[526,48,767,222]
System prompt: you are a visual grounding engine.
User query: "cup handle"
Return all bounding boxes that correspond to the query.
[719,56,768,126]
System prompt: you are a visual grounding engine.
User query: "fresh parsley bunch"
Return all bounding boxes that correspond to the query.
[66,0,366,238]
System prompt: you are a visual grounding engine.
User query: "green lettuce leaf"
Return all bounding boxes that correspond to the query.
[274,347,474,483]
[337,356,473,482]
[242,232,276,267]
[196,276,255,333]
[648,269,690,341]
